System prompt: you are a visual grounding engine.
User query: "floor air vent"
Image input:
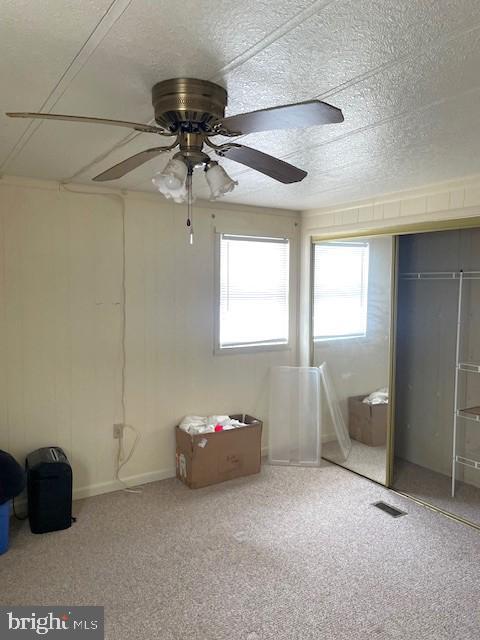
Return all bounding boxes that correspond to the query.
[372,501,407,518]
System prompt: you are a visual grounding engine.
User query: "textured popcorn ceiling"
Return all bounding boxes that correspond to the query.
[2,0,480,210]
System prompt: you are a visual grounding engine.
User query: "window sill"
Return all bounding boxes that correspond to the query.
[314,334,367,343]
[215,342,291,356]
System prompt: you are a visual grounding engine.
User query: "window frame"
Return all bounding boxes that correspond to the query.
[312,240,370,343]
[214,232,293,355]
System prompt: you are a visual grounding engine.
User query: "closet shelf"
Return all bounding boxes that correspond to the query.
[455,455,480,470]
[400,271,480,280]
[458,362,480,373]
[456,407,480,422]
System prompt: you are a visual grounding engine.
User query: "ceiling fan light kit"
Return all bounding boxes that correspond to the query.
[151,166,188,203]
[205,162,238,199]
[152,156,188,198]
[7,77,343,242]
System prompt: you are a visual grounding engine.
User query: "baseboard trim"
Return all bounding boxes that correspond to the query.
[10,467,178,516]
[15,449,271,508]
[73,467,176,501]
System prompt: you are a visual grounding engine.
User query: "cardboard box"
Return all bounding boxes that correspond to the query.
[175,414,263,489]
[348,396,388,447]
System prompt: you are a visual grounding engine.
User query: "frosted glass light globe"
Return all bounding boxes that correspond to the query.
[152,158,187,194]
[205,162,238,199]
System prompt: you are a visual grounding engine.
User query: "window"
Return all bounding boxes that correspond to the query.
[217,234,290,350]
[313,241,369,340]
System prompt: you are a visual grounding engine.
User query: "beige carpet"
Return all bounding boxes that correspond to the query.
[394,457,480,526]
[3,463,480,640]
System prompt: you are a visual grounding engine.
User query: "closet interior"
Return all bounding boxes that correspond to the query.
[393,227,480,525]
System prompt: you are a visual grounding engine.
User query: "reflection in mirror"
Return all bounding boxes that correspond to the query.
[312,236,393,484]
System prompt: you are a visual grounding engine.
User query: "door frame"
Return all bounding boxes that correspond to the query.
[310,215,480,489]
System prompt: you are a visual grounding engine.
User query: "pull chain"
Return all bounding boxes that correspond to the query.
[186,168,193,245]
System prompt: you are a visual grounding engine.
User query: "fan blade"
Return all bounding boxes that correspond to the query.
[217,144,306,184]
[93,147,173,181]
[219,100,343,135]
[6,112,169,135]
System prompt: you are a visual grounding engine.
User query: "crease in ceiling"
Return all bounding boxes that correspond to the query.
[209,0,335,80]
[0,0,135,172]
[56,0,337,184]
[241,84,480,209]
[171,15,480,185]
[223,73,480,192]
[3,0,480,209]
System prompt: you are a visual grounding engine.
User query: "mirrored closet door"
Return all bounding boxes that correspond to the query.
[311,235,394,485]
[393,227,480,527]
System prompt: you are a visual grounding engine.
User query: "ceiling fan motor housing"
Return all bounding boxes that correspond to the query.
[152,78,227,133]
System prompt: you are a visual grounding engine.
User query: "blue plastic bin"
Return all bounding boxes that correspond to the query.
[0,501,10,555]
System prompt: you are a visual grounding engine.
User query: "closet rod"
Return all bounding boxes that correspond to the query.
[400,271,480,280]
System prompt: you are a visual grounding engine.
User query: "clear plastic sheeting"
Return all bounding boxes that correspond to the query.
[318,362,352,461]
[269,366,321,466]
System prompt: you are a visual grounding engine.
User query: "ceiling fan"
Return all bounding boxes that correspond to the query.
[7,78,343,240]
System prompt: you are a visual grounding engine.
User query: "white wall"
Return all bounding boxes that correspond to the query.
[0,177,299,499]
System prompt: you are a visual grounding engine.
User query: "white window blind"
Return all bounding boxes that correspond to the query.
[218,234,290,349]
[313,241,369,340]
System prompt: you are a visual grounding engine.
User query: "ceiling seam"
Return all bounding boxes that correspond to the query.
[61,0,339,183]
[303,140,480,200]
[61,129,145,183]
[210,0,337,80]
[230,84,480,202]
[26,0,480,191]
[1,0,338,184]
[123,12,480,189]
[317,19,480,102]
[62,0,467,186]
[0,0,135,173]
[216,20,480,182]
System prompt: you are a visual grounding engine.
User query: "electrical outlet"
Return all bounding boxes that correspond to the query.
[113,424,124,439]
